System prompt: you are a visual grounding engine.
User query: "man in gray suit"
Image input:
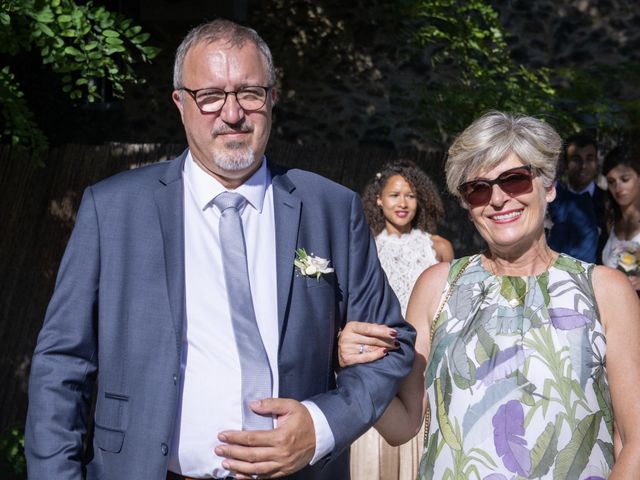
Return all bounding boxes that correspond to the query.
[25,19,415,480]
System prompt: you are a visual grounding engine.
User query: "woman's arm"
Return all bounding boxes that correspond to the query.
[373,262,450,444]
[339,262,447,445]
[431,235,454,262]
[593,265,640,477]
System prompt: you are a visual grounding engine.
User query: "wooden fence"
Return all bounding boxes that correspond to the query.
[0,141,482,435]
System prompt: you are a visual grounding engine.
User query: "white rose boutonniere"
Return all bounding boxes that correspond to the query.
[294,248,334,280]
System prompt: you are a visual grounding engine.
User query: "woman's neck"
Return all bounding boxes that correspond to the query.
[384,225,413,237]
[616,202,640,239]
[484,236,556,276]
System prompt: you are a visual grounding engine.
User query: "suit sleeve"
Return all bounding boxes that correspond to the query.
[25,187,100,479]
[309,192,416,457]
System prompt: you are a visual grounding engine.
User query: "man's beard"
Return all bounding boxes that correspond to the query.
[212,141,256,171]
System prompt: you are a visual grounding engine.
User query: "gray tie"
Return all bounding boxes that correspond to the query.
[213,191,273,430]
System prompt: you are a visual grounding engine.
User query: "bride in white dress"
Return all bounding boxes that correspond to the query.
[601,143,640,294]
[351,160,453,480]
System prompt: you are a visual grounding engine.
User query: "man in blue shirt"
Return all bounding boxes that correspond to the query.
[547,133,607,263]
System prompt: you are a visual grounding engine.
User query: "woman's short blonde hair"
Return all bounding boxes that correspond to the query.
[445,111,562,200]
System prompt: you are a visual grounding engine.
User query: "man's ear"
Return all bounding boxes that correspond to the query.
[270,87,279,106]
[376,196,382,207]
[172,90,185,123]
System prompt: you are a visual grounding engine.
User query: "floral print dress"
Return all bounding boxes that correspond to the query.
[419,254,613,480]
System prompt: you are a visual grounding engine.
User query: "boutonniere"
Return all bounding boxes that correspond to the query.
[294,248,334,280]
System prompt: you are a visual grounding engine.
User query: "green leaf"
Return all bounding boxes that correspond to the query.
[592,366,613,437]
[63,46,83,56]
[473,325,497,364]
[500,276,527,306]
[448,256,472,282]
[126,25,142,36]
[141,46,161,59]
[57,14,72,23]
[417,432,439,479]
[34,8,55,23]
[537,271,550,306]
[83,41,98,51]
[435,376,462,450]
[104,45,126,54]
[553,412,601,480]
[529,422,558,477]
[105,36,124,46]
[37,22,55,37]
[554,256,586,274]
[102,29,120,37]
[597,439,614,470]
[132,32,150,44]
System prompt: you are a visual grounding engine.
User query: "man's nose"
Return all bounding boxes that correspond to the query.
[219,93,245,124]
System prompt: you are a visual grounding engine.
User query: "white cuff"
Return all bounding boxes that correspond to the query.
[301,400,335,464]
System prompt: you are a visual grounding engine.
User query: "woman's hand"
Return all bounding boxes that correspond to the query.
[338,321,399,368]
[628,275,640,292]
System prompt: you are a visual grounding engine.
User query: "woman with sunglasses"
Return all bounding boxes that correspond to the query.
[350,160,453,480]
[338,111,640,478]
[601,143,640,295]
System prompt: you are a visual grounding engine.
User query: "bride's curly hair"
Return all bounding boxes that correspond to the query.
[362,160,444,236]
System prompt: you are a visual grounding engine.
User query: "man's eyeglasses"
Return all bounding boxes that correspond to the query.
[457,165,535,207]
[179,86,272,114]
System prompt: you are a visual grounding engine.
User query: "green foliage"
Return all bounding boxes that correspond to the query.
[0,0,160,155]
[0,65,48,162]
[554,61,640,139]
[0,427,25,478]
[411,0,563,141]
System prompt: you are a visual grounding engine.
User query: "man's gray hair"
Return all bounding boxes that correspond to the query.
[445,111,562,200]
[173,19,276,90]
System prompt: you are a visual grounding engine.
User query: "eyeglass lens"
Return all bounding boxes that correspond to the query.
[195,87,268,113]
[459,166,534,207]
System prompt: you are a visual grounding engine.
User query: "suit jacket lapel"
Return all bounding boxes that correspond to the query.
[271,168,301,337]
[154,150,188,350]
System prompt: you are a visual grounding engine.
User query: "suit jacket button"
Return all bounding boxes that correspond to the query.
[173,374,178,385]
[161,443,169,455]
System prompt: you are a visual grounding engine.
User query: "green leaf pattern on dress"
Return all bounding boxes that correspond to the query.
[420,254,613,479]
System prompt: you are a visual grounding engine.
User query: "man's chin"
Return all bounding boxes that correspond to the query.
[212,148,258,172]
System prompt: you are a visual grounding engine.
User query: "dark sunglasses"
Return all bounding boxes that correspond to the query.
[458,165,535,207]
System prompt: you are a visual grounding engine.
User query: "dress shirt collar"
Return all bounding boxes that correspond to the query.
[567,180,596,197]
[184,151,270,213]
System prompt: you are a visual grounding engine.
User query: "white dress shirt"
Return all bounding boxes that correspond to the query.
[169,153,333,477]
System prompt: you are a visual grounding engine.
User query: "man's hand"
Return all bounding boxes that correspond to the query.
[216,398,316,479]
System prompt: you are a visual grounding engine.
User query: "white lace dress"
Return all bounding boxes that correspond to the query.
[350,229,439,480]
[376,229,439,315]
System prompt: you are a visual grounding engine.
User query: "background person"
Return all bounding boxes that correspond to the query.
[547,133,607,263]
[349,160,453,480]
[339,111,640,478]
[24,19,415,480]
[601,143,640,294]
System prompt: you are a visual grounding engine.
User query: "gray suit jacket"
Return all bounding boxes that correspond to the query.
[25,151,416,479]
